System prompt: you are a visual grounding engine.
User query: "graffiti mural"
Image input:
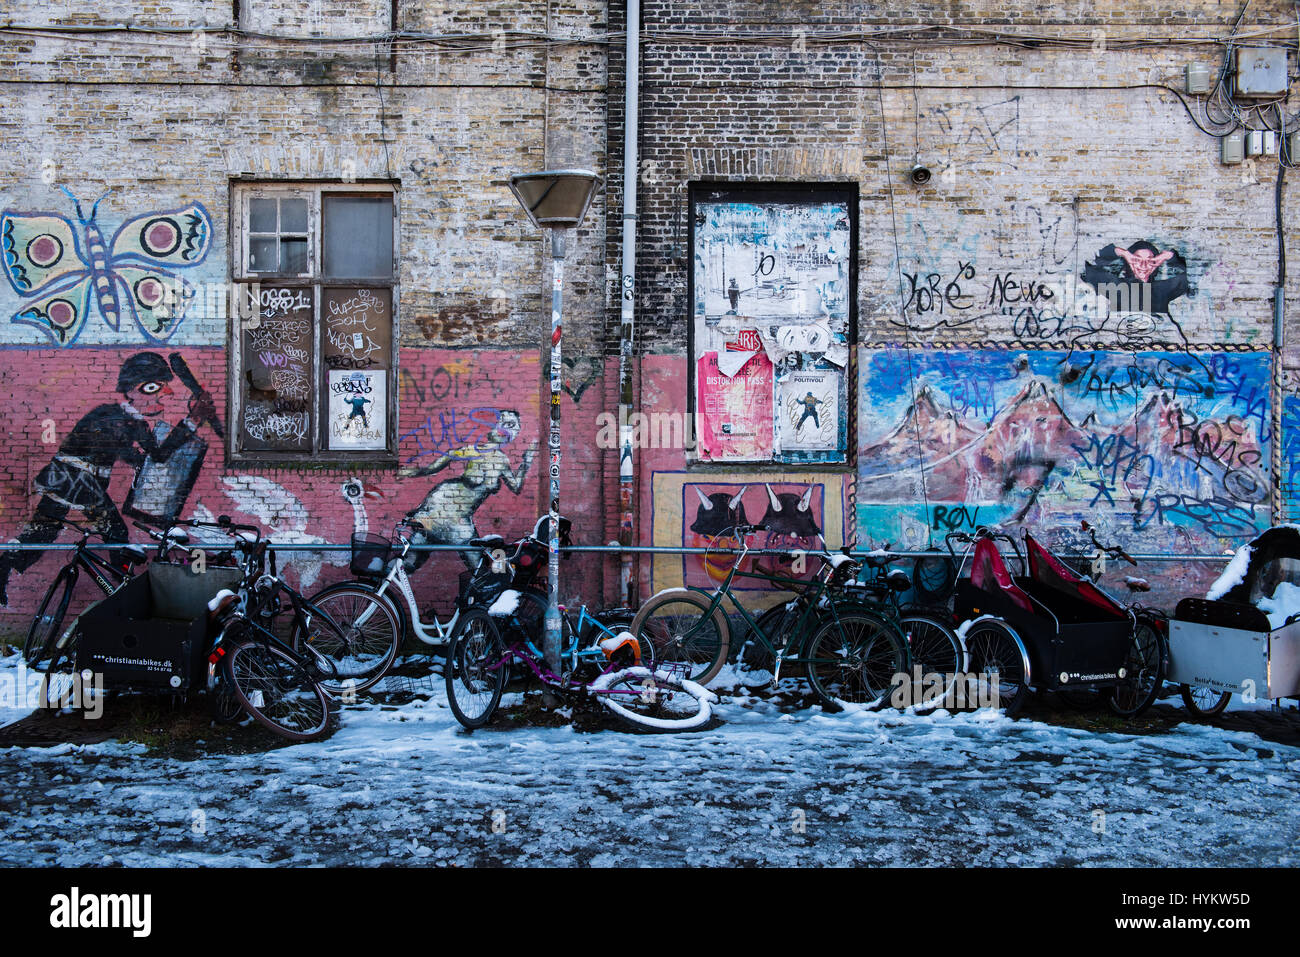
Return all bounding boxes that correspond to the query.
[0,189,212,346]
[857,348,1271,552]
[650,472,849,595]
[1080,240,1191,317]
[0,350,222,604]
[399,409,537,570]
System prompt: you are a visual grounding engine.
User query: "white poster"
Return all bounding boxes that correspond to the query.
[328,370,386,450]
[776,369,839,453]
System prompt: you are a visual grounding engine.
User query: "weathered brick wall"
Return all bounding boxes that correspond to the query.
[0,0,613,633]
[613,0,1300,600]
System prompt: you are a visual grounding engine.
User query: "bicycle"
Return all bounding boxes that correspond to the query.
[21,515,203,688]
[205,517,400,741]
[444,602,713,734]
[311,514,569,655]
[630,524,910,710]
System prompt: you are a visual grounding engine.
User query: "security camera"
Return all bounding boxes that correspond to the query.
[909,163,932,186]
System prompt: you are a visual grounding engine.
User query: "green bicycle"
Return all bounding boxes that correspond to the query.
[629,524,910,710]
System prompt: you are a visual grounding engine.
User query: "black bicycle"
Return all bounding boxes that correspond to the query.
[206,518,398,742]
[21,517,176,670]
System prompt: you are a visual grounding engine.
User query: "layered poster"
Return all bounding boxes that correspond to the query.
[692,194,851,463]
[697,350,773,460]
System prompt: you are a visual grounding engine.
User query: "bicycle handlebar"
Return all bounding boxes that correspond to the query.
[1081,520,1138,566]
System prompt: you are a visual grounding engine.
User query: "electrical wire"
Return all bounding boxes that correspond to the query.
[872,49,932,545]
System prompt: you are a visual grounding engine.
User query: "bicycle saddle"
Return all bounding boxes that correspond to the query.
[1125,578,1151,593]
[121,544,150,565]
[470,535,506,548]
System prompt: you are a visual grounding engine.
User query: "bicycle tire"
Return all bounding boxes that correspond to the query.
[900,613,963,707]
[310,579,409,650]
[298,586,401,695]
[962,618,1029,716]
[629,589,730,685]
[221,640,333,742]
[24,566,76,666]
[803,610,907,711]
[1181,683,1231,718]
[592,666,716,732]
[445,609,507,729]
[1107,619,1166,717]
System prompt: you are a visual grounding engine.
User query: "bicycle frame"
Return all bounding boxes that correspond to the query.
[687,537,866,669]
[356,534,460,646]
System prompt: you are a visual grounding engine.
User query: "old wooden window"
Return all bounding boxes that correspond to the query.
[688,182,857,466]
[229,183,398,464]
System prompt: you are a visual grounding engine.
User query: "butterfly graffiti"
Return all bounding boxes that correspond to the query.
[0,187,213,346]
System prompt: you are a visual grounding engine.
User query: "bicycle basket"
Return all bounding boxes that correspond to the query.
[350,532,393,578]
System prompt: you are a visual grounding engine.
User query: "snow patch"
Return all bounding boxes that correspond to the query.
[488,590,521,617]
[1207,544,1252,600]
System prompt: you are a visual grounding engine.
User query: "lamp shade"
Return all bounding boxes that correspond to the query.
[509,169,599,229]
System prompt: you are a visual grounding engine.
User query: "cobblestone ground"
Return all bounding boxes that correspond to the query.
[1,675,1298,867]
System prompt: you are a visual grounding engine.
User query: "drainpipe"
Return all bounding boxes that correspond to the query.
[617,0,640,606]
[1272,157,1286,523]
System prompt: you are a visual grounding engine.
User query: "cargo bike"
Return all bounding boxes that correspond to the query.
[1168,525,1300,718]
[947,527,1166,717]
[44,516,399,742]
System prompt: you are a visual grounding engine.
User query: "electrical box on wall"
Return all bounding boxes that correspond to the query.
[1234,48,1288,97]
[1186,62,1211,94]
[1222,131,1245,164]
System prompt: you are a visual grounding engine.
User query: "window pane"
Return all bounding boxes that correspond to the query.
[249,237,278,272]
[239,284,314,453]
[280,238,309,274]
[323,196,393,278]
[281,198,308,233]
[249,198,278,233]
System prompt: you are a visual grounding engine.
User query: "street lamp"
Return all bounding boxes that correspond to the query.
[509,169,599,673]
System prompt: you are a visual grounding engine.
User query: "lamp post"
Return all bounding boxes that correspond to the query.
[509,169,599,673]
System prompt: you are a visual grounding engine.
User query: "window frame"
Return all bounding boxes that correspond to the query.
[686,180,859,469]
[228,180,400,466]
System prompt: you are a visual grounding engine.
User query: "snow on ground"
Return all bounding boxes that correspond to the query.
[1,676,1299,867]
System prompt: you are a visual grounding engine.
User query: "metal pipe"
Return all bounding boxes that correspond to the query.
[8,542,1238,562]
[616,0,640,608]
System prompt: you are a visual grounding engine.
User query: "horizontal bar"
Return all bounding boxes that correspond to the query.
[0,542,1237,562]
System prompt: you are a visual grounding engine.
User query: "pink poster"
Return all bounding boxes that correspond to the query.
[697,350,773,461]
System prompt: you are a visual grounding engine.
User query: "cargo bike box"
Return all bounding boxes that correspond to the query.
[953,532,1133,690]
[1169,526,1300,701]
[73,562,242,693]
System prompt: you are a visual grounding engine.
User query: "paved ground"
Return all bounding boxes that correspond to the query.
[1,664,1298,866]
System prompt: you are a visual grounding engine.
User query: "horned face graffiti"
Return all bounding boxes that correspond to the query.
[759,484,822,539]
[688,485,749,537]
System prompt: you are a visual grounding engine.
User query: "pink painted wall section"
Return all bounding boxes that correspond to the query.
[0,346,616,632]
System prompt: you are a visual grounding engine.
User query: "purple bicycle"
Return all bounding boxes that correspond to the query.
[444,598,717,733]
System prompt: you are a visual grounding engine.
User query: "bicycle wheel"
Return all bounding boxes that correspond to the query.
[592,666,715,732]
[209,670,248,725]
[445,610,507,729]
[24,566,76,666]
[803,611,907,711]
[222,640,332,742]
[1107,620,1166,717]
[311,579,409,649]
[629,589,729,685]
[1181,684,1231,718]
[962,618,1028,716]
[900,613,963,707]
[299,586,401,696]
